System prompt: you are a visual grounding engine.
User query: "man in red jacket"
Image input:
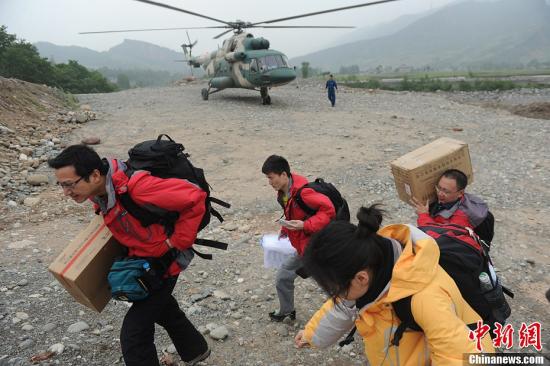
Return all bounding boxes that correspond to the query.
[48,145,210,366]
[412,169,491,240]
[262,155,335,322]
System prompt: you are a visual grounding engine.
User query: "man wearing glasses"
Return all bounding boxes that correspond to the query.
[411,169,492,242]
[48,145,211,366]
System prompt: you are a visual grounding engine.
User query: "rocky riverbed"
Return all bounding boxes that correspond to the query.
[0,79,548,365]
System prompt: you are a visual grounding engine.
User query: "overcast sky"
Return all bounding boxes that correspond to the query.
[1,0,460,58]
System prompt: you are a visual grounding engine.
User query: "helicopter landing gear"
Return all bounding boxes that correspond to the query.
[201,88,209,100]
[260,87,271,105]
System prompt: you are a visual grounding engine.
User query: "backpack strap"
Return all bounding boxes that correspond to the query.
[294,184,317,217]
[117,190,179,237]
[191,248,213,260]
[391,296,422,347]
[210,196,231,208]
[338,327,357,347]
[209,197,231,225]
[195,238,228,250]
[391,296,481,347]
[210,206,225,223]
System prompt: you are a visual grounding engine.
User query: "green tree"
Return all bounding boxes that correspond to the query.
[0,42,54,84]
[301,62,310,78]
[0,25,116,93]
[0,25,16,55]
[54,60,116,93]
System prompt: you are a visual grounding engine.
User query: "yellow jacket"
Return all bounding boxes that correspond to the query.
[303,224,494,366]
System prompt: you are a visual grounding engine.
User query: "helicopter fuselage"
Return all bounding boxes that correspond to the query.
[191,32,296,91]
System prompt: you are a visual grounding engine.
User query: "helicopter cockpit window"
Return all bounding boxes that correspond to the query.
[267,55,279,70]
[275,55,288,68]
[281,55,289,67]
[250,59,258,72]
[255,55,288,70]
[258,58,265,71]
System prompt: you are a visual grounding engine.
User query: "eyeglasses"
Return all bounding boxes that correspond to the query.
[57,176,84,190]
[435,185,459,196]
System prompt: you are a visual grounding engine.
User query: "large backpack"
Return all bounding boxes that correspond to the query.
[117,134,231,259]
[294,178,350,222]
[390,223,513,346]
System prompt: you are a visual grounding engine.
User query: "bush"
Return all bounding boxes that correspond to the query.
[342,78,382,89]
[344,74,530,92]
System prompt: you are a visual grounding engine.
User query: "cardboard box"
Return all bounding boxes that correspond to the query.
[49,215,124,312]
[391,137,473,206]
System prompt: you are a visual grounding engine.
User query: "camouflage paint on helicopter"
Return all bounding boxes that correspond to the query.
[190,32,295,104]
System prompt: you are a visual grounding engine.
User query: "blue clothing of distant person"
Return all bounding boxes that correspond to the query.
[325,75,338,107]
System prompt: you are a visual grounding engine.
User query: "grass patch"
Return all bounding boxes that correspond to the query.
[344,76,548,92]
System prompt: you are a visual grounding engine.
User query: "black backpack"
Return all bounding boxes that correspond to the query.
[294,178,350,222]
[390,223,512,346]
[117,134,231,259]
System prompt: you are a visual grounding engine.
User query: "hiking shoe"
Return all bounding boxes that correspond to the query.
[269,310,296,322]
[183,348,211,366]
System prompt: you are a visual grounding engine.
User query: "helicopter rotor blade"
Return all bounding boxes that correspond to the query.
[80,26,226,34]
[252,25,355,29]
[213,29,235,39]
[133,0,231,25]
[251,0,400,26]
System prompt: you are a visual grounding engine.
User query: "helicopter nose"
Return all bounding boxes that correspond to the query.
[264,68,296,84]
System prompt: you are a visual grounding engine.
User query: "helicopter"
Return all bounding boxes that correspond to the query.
[81,0,399,105]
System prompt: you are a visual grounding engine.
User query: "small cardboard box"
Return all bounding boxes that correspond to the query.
[391,137,473,206]
[49,215,124,312]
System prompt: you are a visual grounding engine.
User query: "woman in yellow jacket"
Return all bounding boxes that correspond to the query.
[295,205,494,365]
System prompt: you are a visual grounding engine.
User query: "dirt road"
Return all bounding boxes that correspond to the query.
[1,81,548,365]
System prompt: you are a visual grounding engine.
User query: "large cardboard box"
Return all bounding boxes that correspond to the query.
[49,215,124,312]
[391,137,473,206]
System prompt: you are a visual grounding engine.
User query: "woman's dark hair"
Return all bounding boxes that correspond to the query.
[302,204,388,299]
[261,155,290,176]
[48,144,107,179]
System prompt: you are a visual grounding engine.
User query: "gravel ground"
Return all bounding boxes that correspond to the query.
[1,80,548,365]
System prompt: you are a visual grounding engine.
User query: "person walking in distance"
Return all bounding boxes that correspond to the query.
[326,74,338,107]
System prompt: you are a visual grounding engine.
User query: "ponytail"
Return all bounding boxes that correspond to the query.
[356,204,385,238]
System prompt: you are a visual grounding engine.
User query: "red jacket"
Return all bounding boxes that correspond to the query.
[93,160,206,276]
[278,174,335,255]
[417,196,474,229]
[417,209,472,229]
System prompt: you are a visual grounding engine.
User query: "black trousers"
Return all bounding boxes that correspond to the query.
[120,276,208,366]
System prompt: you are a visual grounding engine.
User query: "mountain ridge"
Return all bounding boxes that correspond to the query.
[291,0,550,71]
[35,39,188,74]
